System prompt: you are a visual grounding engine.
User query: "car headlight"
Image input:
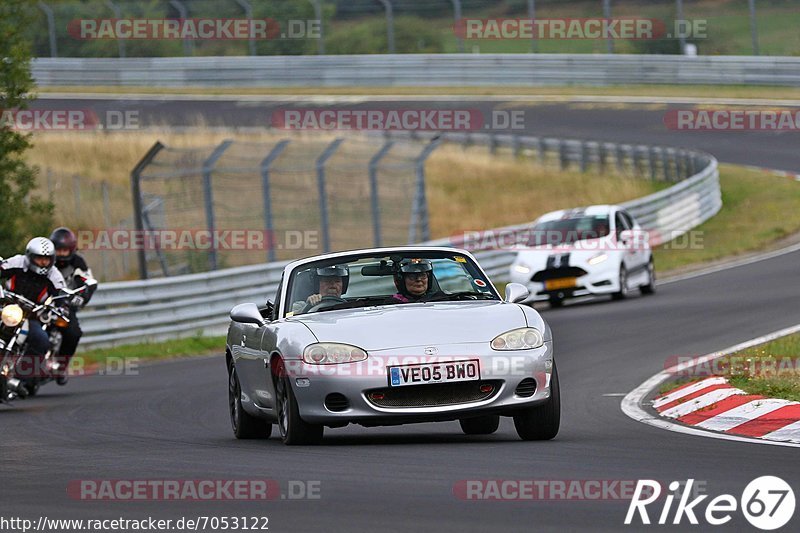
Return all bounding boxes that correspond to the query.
[513,264,531,274]
[302,343,368,364]
[491,328,544,351]
[587,253,608,265]
[1,304,23,328]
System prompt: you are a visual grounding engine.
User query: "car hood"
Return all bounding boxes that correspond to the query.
[514,240,615,268]
[290,301,527,351]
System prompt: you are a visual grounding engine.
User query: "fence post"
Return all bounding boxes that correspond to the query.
[37,2,58,58]
[202,140,233,271]
[234,0,256,56]
[369,140,394,248]
[409,138,442,243]
[451,0,464,53]
[308,0,325,55]
[104,1,126,58]
[748,0,759,55]
[168,0,193,56]
[101,181,111,279]
[602,0,614,54]
[316,138,345,253]
[377,0,395,54]
[73,175,81,215]
[130,141,164,280]
[260,140,290,262]
[675,0,687,54]
[528,0,537,52]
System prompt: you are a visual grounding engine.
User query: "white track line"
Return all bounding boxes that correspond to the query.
[621,323,800,448]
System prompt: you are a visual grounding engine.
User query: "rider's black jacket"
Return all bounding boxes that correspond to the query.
[0,255,66,304]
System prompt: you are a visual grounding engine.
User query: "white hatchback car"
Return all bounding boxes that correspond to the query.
[508,205,655,307]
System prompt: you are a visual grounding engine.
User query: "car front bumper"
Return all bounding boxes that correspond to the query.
[284,342,554,426]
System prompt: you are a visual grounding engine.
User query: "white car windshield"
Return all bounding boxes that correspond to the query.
[285,252,498,316]
[528,215,611,246]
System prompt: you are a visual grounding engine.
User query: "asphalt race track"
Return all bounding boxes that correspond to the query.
[2,96,800,532]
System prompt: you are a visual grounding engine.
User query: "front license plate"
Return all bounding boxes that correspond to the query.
[388,360,480,387]
[545,277,577,290]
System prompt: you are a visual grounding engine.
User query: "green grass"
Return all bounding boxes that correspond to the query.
[76,335,226,367]
[653,164,800,272]
[724,333,800,402]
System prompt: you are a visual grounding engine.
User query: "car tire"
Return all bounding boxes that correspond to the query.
[640,258,656,295]
[228,361,271,439]
[459,415,500,435]
[513,363,561,441]
[275,362,323,445]
[612,265,629,300]
[549,296,564,308]
[23,381,39,397]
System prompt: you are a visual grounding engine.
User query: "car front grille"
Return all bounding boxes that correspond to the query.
[365,381,501,408]
[531,267,588,282]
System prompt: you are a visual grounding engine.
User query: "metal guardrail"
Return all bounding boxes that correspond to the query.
[32,54,800,87]
[79,132,720,348]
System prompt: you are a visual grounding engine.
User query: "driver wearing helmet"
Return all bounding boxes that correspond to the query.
[291,264,349,314]
[0,237,66,359]
[390,258,438,303]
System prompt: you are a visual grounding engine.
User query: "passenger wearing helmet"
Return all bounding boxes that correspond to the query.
[390,258,439,303]
[50,227,97,385]
[291,264,350,314]
[0,238,66,358]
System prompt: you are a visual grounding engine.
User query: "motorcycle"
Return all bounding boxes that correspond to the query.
[0,281,95,403]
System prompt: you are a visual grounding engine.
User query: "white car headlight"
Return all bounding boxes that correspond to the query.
[1,304,23,328]
[491,328,544,351]
[587,253,608,265]
[302,343,368,365]
[513,264,531,274]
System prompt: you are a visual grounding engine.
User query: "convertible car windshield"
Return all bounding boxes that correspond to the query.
[285,252,498,316]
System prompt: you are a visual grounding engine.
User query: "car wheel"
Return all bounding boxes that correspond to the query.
[459,415,500,435]
[23,381,39,397]
[275,363,323,445]
[228,361,271,439]
[549,296,564,308]
[640,258,656,295]
[612,265,629,300]
[513,363,561,441]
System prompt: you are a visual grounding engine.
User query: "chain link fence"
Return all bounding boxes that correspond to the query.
[131,135,438,279]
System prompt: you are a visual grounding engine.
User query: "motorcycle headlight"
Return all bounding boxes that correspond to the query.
[302,343,368,365]
[1,304,23,328]
[491,328,544,351]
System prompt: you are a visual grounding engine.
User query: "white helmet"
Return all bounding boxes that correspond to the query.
[25,237,56,276]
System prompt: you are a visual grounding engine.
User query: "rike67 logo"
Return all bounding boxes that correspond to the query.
[625,477,795,530]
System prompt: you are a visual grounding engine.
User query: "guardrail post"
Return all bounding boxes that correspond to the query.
[410,138,442,243]
[377,0,395,54]
[37,2,58,58]
[130,141,164,280]
[615,144,625,174]
[169,0,193,56]
[202,140,233,271]
[234,0,256,56]
[648,147,657,180]
[674,150,684,179]
[511,135,521,158]
[597,143,607,174]
[559,140,568,170]
[489,133,497,155]
[536,138,545,165]
[104,1,126,58]
[661,148,672,181]
[316,138,344,253]
[260,140,290,262]
[632,147,641,177]
[688,154,697,176]
[579,141,589,173]
[369,140,394,247]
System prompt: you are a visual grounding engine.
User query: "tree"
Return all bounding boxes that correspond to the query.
[0,0,54,255]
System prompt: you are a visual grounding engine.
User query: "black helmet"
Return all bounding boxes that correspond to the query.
[49,227,77,268]
[312,264,349,293]
[393,258,433,297]
[25,237,56,277]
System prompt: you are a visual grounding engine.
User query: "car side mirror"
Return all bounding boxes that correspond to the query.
[230,303,265,326]
[504,283,530,304]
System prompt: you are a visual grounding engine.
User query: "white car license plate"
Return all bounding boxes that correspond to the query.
[388,360,480,387]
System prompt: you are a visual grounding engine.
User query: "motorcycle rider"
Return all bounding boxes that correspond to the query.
[0,238,66,390]
[50,227,97,385]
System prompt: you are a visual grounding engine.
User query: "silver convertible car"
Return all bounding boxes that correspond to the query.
[226,247,559,445]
